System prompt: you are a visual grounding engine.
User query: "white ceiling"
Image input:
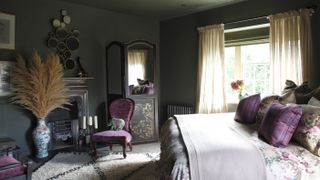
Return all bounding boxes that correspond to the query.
[57,0,245,20]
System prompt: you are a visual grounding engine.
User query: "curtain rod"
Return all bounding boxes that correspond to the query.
[197,5,317,28]
[224,15,267,26]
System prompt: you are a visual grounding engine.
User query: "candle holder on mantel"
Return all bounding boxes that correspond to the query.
[80,116,98,146]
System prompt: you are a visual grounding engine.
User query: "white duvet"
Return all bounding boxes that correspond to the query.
[175,113,267,180]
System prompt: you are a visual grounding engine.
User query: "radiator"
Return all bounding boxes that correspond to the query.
[167,104,194,119]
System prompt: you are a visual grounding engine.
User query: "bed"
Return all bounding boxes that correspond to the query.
[158,113,320,180]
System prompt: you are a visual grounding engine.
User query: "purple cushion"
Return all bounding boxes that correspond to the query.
[92,130,132,143]
[258,102,302,147]
[234,94,261,124]
[0,156,24,179]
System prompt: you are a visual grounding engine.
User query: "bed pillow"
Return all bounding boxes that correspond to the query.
[255,95,280,127]
[308,97,320,107]
[258,102,302,147]
[234,94,261,124]
[293,105,320,156]
[280,80,313,104]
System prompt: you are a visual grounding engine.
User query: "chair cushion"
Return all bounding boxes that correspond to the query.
[234,94,261,124]
[92,130,132,143]
[258,102,302,147]
[0,156,24,179]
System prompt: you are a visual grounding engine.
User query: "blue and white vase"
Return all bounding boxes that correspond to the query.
[33,118,51,158]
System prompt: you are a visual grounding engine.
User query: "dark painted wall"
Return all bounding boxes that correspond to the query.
[0,0,159,155]
[159,0,320,126]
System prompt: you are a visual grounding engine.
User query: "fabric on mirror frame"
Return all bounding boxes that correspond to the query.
[196,24,227,113]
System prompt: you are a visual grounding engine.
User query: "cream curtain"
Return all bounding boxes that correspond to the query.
[269,9,313,94]
[196,24,227,113]
[128,50,147,85]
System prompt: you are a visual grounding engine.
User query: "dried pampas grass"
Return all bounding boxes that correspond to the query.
[11,51,70,119]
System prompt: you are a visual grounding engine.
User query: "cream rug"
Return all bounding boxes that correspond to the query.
[32,152,160,180]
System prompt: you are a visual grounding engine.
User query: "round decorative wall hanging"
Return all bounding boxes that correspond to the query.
[47,9,80,70]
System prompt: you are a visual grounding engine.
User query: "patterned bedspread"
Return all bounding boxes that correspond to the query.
[159,113,320,180]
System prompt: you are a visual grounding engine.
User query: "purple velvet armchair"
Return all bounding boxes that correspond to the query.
[91,98,135,158]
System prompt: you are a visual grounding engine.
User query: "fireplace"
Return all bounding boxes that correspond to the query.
[46,77,92,150]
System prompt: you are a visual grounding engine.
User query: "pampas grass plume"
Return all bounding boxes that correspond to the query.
[11,51,70,119]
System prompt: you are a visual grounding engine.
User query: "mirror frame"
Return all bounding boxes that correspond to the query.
[124,40,156,97]
[105,41,125,105]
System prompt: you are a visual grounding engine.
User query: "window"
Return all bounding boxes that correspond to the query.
[225,43,270,103]
[224,23,270,103]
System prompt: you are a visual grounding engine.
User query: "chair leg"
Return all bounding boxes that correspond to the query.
[92,142,97,157]
[128,142,132,151]
[123,144,127,158]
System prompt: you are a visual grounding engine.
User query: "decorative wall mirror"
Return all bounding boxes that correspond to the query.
[105,40,158,143]
[105,41,125,106]
[125,41,156,97]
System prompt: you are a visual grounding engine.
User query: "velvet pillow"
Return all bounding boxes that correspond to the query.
[293,105,320,156]
[234,94,261,124]
[258,102,302,147]
[295,87,320,104]
[255,95,280,127]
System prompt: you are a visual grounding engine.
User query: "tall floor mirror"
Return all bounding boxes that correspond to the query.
[106,40,158,143]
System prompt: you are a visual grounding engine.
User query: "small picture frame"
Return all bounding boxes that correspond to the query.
[0,61,14,96]
[0,12,15,50]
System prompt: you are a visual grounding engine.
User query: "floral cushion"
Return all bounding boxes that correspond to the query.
[234,94,260,124]
[108,117,125,131]
[258,102,302,147]
[254,95,280,127]
[293,105,320,156]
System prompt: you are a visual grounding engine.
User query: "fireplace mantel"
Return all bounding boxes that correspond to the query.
[63,77,93,88]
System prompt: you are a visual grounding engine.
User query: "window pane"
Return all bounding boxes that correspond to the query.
[242,43,270,97]
[225,43,270,104]
[241,43,269,63]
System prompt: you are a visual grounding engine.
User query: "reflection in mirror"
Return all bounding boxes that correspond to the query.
[128,50,147,86]
[127,42,155,96]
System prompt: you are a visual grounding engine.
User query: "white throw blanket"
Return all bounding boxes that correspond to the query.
[175,113,267,180]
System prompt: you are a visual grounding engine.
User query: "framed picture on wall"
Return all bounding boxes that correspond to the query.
[0,12,15,50]
[0,61,14,96]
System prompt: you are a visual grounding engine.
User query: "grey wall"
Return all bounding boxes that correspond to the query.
[0,0,159,155]
[159,0,320,126]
